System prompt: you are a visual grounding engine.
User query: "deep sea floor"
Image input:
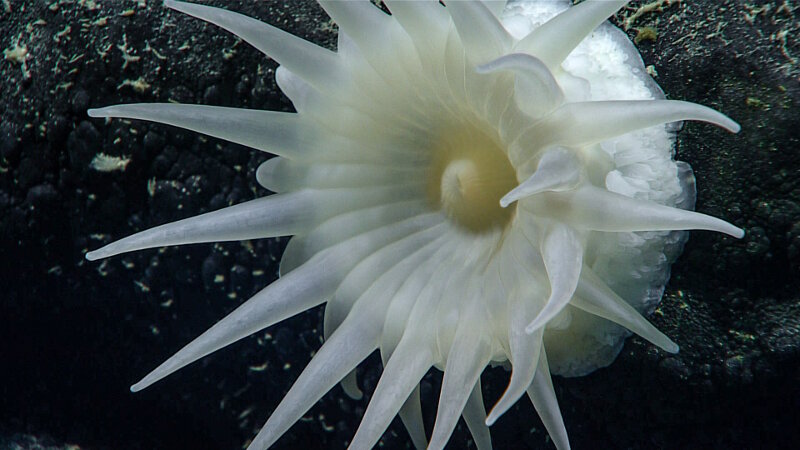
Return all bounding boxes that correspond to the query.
[1,1,798,449]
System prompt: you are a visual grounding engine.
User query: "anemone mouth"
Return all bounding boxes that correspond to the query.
[427,123,517,234]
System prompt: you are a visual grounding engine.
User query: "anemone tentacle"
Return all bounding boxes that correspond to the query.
[429,297,494,449]
[348,334,435,450]
[447,0,512,65]
[527,347,571,450]
[86,191,315,260]
[279,200,431,274]
[164,0,340,91]
[527,223,584,333]
[573,267,679,353]
[477,53,565,119]
[500,147,580,207]
[515,0,631,69]
[462,379,493,450]
[509,99,740,164]
[256,157,421,192]
[88,104,319,159]
[398,385,428,450]
[521,185,745,237]
[322,226,448,341]
[250,306,380,450]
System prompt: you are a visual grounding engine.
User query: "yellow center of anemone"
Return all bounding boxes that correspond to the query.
[427,126,518,233]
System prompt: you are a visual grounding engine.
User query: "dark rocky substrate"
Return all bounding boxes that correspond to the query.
[1,1,798,449]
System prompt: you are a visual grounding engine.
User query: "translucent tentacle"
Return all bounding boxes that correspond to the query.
[274,65,314,115]
[317,0,390,48]
[328,229,446,406]
[398,386,428,450]
[324,225,446,347]
[256,157,419,192]
[446,0,511,64]
[428,319,492,450]
[462,379,493,450]
[382,0,449,93]
[86,192,316,261]
[164,0,341,91]
[573,267,679,353]
[331,222,445,319]
[88,104,317,159]
[384,0,448,38]
[524,185,745,238]
[484,240,544,426]
[248,298,384,449]
[279,200,430,276]
[496,90,533,147]
[248,217,444,446]
[275,60,431,145]
[527,347,571,450]
[476,53,564,119]
[501,147,580,207]
[87,101,406,166]
[130,213,441,392]
[130,257,333,392]
[319,0,422,92]
[525,224,583,333]
[379,239,459,365]
[340,370,363,400]
[275,57,430,139]
[373,242,455,450]
[88,185,425,261]
[516,100,740,158]
[486,324,543,426]
[372,243,471,450]
[443,23,470,107]
[348,337,434,450]
[515,0,631,70]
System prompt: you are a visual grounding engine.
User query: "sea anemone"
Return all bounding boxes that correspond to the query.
[86,0,744,448]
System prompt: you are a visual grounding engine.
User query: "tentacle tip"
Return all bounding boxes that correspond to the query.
[86,108,103,118]
[85,250,102,261]
[500,189,522,208]
[710,221,746,239]
[665,342,680,354]
[717,224,745,239]
[131,373,159,392]
[712,114,741,134]
[484,413,499,427]
[524,320,543,335]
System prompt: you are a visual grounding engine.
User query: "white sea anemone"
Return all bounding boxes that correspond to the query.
[86,1,744,448]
